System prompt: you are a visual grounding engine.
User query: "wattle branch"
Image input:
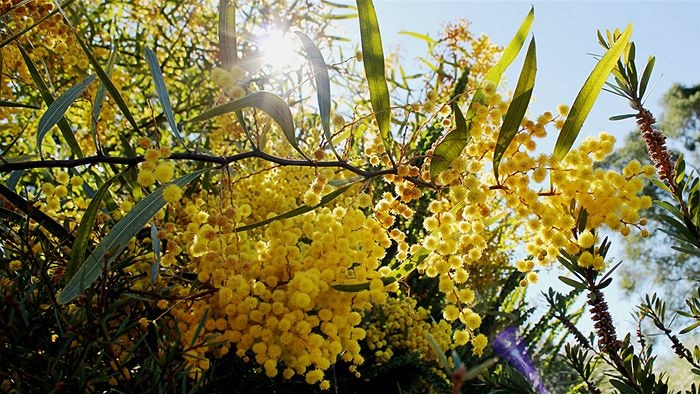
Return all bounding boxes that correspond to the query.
[0,149,438,189]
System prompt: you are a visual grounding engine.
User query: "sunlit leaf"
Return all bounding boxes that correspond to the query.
[494,37,537,181]
[430,6,534,178]
[37,75,95,157]
[680,321,700,335]
[552,24,632,162]
[218,0,237,70]
[191,91,304,157]
[356,0,393,154]
[655,200,684,220]
[323,13,358,20]
[399,31,436,46]
[58,168,211,304]
[296,32,337,157]
[145,48,187,149]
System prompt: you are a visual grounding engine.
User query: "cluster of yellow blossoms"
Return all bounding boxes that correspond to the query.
[159,163,394,387]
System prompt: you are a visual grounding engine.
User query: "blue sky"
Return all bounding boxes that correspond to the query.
[335,1,700,340]
[363,1,700,151]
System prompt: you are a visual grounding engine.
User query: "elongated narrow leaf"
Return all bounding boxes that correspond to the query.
[679,320,700,335]
[91,44,118,150]
[356,0,392,154]
[218,0,237,70]
[235,182,356,232]
[559,276,586,290]
[190,307,210,347]
[430,6,534,178]
[145,48,186,148]
[609,113,636,121]
[426,333,452,375]
[17,45,83,158]
[494,37,537,180]
[639,55,655,99]
[67,172,120,280]
[37,75,95,156]
[64,17,141,134]
[58,168,210,304]
[552,24,632,162]
[430,102,468,179]
[150,224,160,286]
[190,91,304,157]
[296,32,337,157]
[399,31,436,46]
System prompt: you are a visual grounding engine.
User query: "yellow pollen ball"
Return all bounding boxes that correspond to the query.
[163,184,183,203]
[154,163,174,183]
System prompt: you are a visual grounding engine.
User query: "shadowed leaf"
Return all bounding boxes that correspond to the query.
[58,168,211,304]
[67,172,120,280]
[37,75,95,156]
[191,91,304,158]
[296,32,337,157]
[17,44,83,158]
[145,48,187,149]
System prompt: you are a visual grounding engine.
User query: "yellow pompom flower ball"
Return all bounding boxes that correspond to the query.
[154,163,174,183]
[163,184,183,203]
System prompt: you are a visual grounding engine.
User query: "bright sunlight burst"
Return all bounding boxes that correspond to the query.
[255,27,304,71]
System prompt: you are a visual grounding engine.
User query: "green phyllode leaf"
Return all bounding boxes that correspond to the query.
[37,75,96,156]
[218,0,237,70]
[145,48,187,149]
[91,45,119,151]
[552,24,633,162]
[17,44,83,158]
[296,32,338,157]
[638,55,655,100]
[430,6,534,179]
[356,0,393,155]
[493,37,537,181]
[66,172,120,280]
[58,168,211,304]
[190,91,304,158]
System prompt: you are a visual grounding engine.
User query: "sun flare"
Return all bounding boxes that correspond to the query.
[257,28,304,71]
